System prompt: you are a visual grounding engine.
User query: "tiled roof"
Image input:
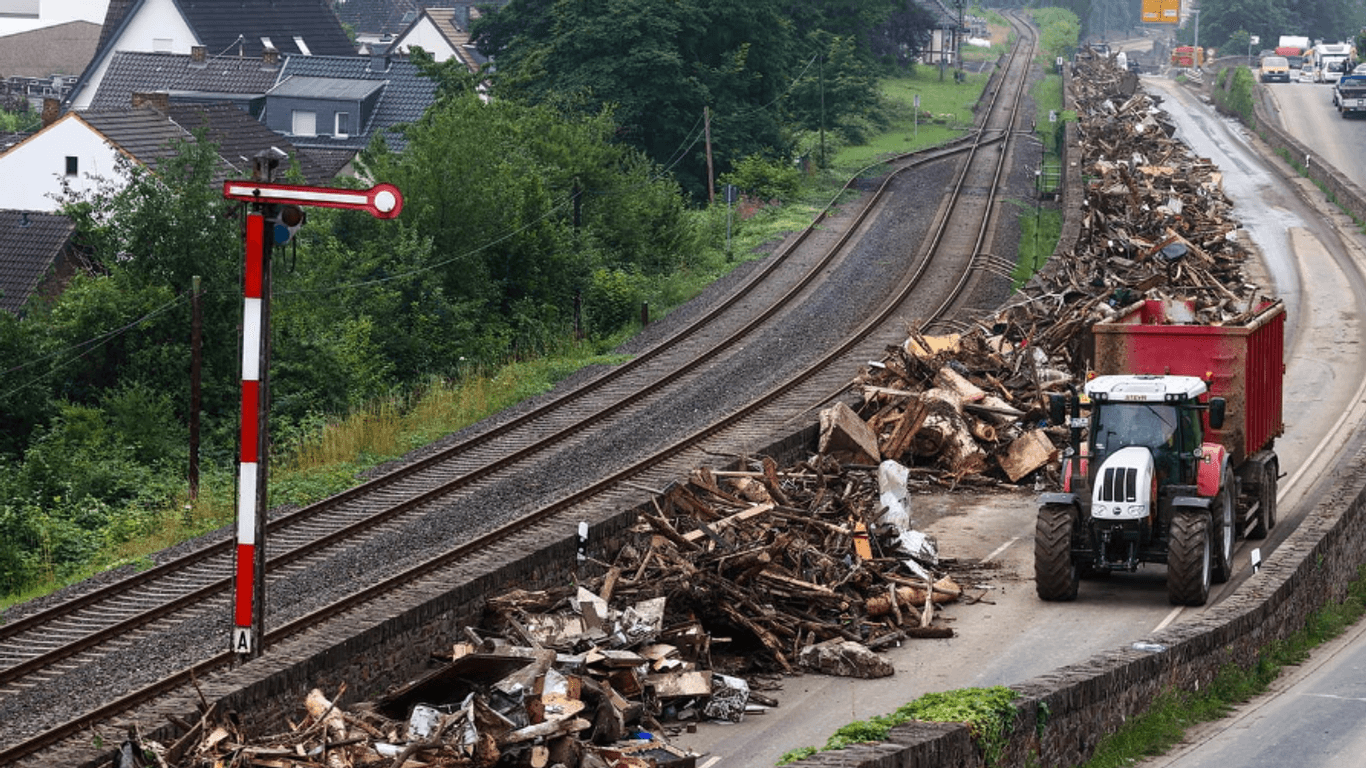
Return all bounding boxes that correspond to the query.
[165,102,333,184]
[179,0,357,58]
[97,0,354,60]
[401,7,489,71]
[89,50,282,112]
[79,107,198,168]
[0,20,101,79]
[95,0,136,56]
[333,0,432,37]
[273,54,435,151]
[0,210,76,315]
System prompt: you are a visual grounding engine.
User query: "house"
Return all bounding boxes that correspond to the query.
[83,44,437,176]
[260,48,436,160]
[67,0,356,111]
[0,20,101,80]
[0,101,320,211]
[88,48,285,115]
[389,6,489,73]
[0,0,108,37]
[0,209,86,316]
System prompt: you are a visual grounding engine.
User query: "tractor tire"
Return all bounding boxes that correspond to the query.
[1212,466,1236,584]
[1035,504,1079,601]
[1248,460,1278,539]
[1167,511,1212,606]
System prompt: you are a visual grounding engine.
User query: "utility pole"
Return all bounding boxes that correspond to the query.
[704,106,715,205]
[818,55,826,169]
[188,275,201,503]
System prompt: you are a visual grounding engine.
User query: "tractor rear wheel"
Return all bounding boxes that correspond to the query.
[1168,511,1211,606]
[1212,466,1236,584]
[1035,504,1079,601]
[1248,460,1278,539]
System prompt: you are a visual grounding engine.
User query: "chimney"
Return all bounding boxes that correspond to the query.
[262,47,280,66]
[41,97,60,127]
[131,92,170,111]
[191,45,207,62]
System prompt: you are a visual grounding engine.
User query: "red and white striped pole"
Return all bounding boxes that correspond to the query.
[233,210,268,656]
[223,175,401,657]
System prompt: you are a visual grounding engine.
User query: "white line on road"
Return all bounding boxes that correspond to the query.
[982,537,1021,564]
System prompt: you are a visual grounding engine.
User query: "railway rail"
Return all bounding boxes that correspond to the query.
[0,12,1038,765]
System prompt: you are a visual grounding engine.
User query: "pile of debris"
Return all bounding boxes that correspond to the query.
[846,50,1276,485]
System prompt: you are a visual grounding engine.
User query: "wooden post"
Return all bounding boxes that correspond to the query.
[188,275,201,501]
[704,106,715,205]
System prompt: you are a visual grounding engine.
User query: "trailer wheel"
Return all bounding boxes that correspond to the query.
[1212,466,1236,584]
[1035,504,1079,601]
[1168,511,1211,606]
[1248,460,1278,539]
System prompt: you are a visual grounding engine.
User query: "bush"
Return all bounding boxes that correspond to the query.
[583,267,647,337]
[720,154,802,202]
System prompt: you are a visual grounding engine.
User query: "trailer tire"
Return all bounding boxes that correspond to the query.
[1035,504,1079,601]
[1249,460,1278,539]
[1168,511,1211,606]
[1212,466,1236,584]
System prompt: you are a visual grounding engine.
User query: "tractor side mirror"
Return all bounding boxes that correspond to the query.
[1048,393,1067,426]
[1208,398,1226,430]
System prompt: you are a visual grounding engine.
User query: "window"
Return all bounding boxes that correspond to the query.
[334,112,349,138]
[291,110,316,137]
[65,156,78,176]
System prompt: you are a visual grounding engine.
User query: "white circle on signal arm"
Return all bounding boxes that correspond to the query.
[374,189,397,213]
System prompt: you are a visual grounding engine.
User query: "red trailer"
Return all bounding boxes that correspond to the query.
[1036,298,1285,606]
[1092,298,1285,466]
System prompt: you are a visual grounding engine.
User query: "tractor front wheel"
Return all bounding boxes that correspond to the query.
[1168,511,1212,606]
[1035,504,1080,601]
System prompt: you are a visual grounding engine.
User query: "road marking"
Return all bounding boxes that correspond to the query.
[982,537,1020,563]
[699,757,722,768]
[1153,606,1184,633]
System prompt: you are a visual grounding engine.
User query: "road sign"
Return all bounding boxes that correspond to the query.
[222,181,403,219]
[1141,0,1180,24]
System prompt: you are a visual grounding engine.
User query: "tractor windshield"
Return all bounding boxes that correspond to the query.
[1093,403,1180,452]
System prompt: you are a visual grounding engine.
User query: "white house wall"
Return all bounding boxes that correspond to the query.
[0,116,129,211]
[0,0,109,37]
[394,18,457,62]
[69,0,198,110]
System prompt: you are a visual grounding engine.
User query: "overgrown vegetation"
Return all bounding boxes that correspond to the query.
[1082,564,1366,767]
[778,686,1020,766]
[1211,65,1257,125]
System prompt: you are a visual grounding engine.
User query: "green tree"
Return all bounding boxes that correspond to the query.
[474,0,816,199]
[355,91,693,352]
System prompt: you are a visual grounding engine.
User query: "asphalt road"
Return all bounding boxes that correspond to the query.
[1131,74,1366,767]
[675,72,1366,768]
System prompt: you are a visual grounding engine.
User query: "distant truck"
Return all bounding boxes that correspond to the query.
[1312,42,1354,83]
[1035,299,1285,606]
[1276,35,1310,68]
[1336,74,1366,115]
[1170,45,1204,68]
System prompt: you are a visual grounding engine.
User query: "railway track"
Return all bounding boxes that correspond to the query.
[0,12,1039,765]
